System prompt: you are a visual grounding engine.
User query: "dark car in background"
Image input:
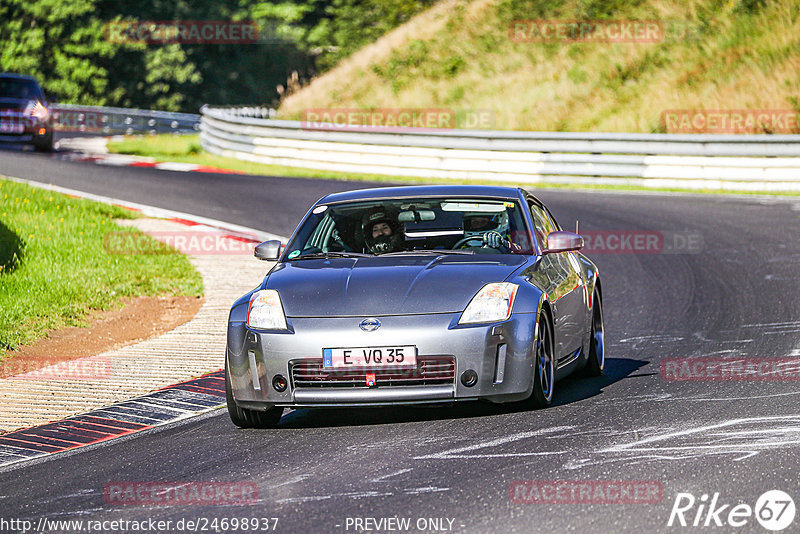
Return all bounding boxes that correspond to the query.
[0,73,53,152]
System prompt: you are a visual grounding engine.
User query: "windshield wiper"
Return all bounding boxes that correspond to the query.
[290,251,371,260]
[381,249,475,256]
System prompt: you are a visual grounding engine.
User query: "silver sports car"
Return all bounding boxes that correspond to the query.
[225,185,603,428]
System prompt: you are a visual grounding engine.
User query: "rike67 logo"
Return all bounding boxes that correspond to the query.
[668,490,795,531]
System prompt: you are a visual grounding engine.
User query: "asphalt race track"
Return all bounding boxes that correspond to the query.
[2,145,800,533]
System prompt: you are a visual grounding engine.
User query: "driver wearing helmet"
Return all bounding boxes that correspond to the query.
[363,209,404,254]
[462,212,513,252]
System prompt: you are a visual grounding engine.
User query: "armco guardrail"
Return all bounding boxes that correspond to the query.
[200,106,800,191]
[52,104,200,135]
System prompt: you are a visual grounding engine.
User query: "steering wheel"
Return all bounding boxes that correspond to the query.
[452,236,485,249]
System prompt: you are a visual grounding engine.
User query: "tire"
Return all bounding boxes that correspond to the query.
[528,311,555,408]
[583,289,605,377]
[33,134,53,153]
[225,361,283,428]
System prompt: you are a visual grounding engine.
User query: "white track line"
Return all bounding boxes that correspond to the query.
[3,175,288,243]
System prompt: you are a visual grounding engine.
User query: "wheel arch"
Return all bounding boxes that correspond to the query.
[593,277,603,308]
[539,296,553,324]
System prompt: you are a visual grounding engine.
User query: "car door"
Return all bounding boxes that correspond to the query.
[528,201,585,361]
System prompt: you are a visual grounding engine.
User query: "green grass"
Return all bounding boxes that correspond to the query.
[278,0,800,133]
[108,134,800,197]
[107,134,410,183]
[109,134,205,158]
[0,178,203,353]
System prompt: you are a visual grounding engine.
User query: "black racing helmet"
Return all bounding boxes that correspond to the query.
[462,211,508,237]
[362,208,402,254]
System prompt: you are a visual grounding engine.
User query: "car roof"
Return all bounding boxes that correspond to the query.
[0,73,40,83]
[319,185,524,204]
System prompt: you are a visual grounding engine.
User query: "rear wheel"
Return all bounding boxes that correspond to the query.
[583,289,604,376]
[528,312,555,408]
[225,361,283,428]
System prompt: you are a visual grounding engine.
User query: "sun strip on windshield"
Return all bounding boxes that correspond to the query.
[404,230,463,238]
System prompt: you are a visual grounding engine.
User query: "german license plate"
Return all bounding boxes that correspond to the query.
[323,346,417,369]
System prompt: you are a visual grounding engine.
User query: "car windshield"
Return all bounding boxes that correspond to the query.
[284,197,534,259]
[0,78,43,100]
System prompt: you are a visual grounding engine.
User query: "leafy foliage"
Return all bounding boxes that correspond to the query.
[0,0,432,112]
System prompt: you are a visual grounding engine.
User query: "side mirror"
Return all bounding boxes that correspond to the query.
[254,240,282,261]
[543,231,583,254]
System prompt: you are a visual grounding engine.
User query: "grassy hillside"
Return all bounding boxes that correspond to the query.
[277,0,800,132]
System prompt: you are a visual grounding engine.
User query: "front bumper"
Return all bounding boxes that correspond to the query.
[227,312,538,409]
[0,114,51,145]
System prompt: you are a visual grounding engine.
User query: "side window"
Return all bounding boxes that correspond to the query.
[304,212,335,251]
[542,205,562,231]
[528,202,555,251]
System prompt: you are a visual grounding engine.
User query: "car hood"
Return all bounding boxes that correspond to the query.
[0,98,30,112]
[266,255,527,317]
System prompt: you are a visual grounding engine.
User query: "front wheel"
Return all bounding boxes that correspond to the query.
[33,131,53,153]
[583,289,604,376]
[33,139,53,153]
[225,361,283,428]
[527,311,555,408]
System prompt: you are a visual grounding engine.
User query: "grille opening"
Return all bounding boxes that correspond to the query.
[290,356,455,388]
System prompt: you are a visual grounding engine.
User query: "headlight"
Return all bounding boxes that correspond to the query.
[459,283,519,324]
[247,289,288,330]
